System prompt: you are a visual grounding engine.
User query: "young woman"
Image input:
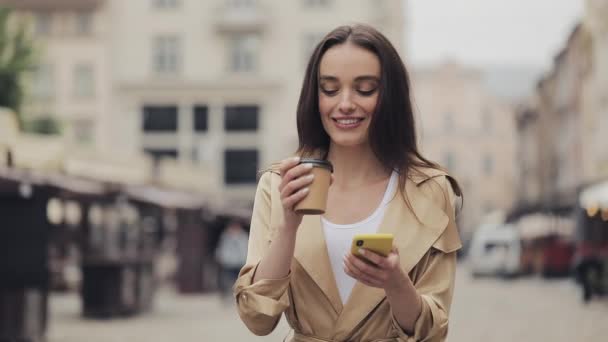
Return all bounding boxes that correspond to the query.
[234,24,462,342]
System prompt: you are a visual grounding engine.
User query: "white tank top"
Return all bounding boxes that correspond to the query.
[321,171,398,304]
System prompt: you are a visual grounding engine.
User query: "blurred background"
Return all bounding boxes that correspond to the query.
[0,0,606,341]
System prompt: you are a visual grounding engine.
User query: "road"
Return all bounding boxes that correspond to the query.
[47,264,608,341]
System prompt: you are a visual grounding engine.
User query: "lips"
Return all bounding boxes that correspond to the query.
[332,117,364,129]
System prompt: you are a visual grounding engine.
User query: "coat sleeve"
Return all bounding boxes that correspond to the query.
[392,175,461,342]
[233,171,291,336]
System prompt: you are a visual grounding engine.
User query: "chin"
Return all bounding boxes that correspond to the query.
[329,135,368,148]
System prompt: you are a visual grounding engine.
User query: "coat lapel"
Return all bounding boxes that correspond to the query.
[293,214,344,314]
[267,169,343,315]
[332,178,449,339]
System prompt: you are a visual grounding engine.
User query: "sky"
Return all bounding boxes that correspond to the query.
[407,0,585,71]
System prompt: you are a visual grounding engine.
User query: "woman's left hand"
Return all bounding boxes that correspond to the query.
[343,246,405,290]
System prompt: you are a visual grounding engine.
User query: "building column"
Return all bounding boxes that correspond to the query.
[178,102,193,162]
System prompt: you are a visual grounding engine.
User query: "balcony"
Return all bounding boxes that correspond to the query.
[214,1,268,34]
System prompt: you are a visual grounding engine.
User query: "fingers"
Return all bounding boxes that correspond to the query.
[278,160,314,194]
[280,172,314,200]
[282,187,310,209]
[357,249,389,268]
[278,156,301,176]
[343,253,387,283]
[343,255,384,287]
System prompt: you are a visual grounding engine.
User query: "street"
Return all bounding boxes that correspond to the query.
[47,264,608,342]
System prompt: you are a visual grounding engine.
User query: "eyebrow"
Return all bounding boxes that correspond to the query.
[319,75,380,82]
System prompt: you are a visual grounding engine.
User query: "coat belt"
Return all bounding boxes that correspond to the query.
[290,332,336,342]
[290,332,399,342]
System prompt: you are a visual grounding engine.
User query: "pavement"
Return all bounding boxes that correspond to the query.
[46,264,608,342]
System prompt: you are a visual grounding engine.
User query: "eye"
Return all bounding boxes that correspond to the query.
[320,87,339,96]
[357,88,378,97]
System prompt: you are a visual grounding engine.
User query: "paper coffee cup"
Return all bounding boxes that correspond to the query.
[294,158,333,215]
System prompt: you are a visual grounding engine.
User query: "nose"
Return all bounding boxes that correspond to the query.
[338,90,356,114]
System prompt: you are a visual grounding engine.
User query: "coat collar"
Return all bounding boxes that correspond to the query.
[291,170,451,339]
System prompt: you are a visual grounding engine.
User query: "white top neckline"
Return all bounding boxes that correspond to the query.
[321,170,398,229]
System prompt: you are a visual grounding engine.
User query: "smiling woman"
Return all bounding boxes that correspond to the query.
[234,24,462,342]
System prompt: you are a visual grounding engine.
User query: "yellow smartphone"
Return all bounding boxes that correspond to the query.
[351,233,394,257]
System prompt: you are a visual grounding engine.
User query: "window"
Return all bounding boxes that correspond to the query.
[142,106,178,132]
[225,105,259,131]
[144,148,178,160]
[34,12,52,36]
[75,11,93,35]
[230,35,258,72]
[152,35,181,74]
[224,149,258,184]
[444,151,456,172]
[72,119,94,144]
[152,0,180,9]
[73,64,95,98]
[303,0,332,7]
[31,64,54,99]
[193,105,208,132]
[483,154,494,176]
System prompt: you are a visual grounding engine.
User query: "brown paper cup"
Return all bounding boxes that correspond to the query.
[294,159,333,215]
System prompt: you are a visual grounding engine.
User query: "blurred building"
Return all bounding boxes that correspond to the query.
[513,12,607,219]
[585,0,608,180]
[511,2,608,231]
[3,0,407,200]
[539,24,592,210]
[3,0,111,148]
[513,101,542,210]
[412,62,517,238]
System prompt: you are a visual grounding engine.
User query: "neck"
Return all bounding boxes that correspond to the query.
[326,142,391,188]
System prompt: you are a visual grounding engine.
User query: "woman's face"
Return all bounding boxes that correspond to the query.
[318,42,381,148]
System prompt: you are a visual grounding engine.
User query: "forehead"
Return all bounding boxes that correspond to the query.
[319,42,381,79]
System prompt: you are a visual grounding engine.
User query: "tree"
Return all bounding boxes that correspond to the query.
[0,6,36,129]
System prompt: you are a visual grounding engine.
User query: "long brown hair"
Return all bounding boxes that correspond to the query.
[296,24,455,202]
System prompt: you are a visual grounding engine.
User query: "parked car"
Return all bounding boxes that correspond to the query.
[469,223,521,278]
[540,235,574,278]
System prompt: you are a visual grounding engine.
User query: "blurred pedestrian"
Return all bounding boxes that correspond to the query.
[234,24,462,341]
[215,221,248,300]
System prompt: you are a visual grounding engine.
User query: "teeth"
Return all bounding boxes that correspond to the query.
[337,119,360,125]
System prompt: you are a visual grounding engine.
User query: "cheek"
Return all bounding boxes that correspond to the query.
[318,95,334,117]
[362,95,379,114]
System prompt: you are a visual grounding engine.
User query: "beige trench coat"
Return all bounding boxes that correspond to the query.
[234,166,462,342]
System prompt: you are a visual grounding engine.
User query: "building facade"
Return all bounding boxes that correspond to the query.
[513,7,608,222]
[412,62,517,238]
[3,0,111,148]
[520,23,594,214]
[514,101,542,208]
[5,0,407,200]
[585,0,608,181]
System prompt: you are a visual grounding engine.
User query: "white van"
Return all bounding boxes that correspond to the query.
[469,223,521,277]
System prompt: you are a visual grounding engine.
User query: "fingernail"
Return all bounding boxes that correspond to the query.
[305,163,313,169]
[308,174,315,180]
[293,156,300,163]
[358,248,365,255]
[302,188,309,193]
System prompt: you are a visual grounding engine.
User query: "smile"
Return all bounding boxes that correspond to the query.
[332,117,364,129]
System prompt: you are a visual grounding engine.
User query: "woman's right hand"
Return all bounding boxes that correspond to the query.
[278,156,315,233]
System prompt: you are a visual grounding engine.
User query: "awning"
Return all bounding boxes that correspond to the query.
[579,181,608,221]
[579,181,608,209]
